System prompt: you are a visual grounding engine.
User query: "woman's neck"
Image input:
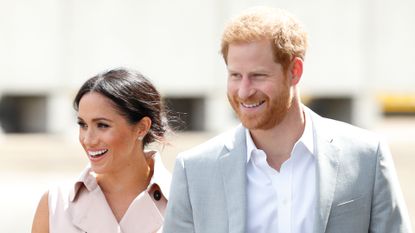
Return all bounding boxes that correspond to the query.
[96,151,152,196]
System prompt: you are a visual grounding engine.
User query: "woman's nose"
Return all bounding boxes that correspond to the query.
[80,129,97,146]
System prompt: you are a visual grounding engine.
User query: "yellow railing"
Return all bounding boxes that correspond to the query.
[378,94,415,113]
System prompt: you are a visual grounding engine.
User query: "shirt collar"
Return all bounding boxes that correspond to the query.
[69,150,171,202]
[246,128,257,163]
[300,107,315,156]
[245,109,315,163]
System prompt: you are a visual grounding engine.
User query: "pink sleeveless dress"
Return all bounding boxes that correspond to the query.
[48,152,170,233]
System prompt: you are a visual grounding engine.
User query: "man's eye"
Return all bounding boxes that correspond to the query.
[229,73,241,79]
[253,73,266,78]
[97,123,109,128]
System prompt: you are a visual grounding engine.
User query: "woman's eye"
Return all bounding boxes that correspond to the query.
[77,121,87,129]
[97,123,109,128]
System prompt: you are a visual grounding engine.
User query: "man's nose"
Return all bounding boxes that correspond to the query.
[238,77,255,100]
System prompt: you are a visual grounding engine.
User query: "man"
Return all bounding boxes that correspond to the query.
[163,6,412,233]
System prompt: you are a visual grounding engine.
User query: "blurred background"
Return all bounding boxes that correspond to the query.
[0,0,414,231]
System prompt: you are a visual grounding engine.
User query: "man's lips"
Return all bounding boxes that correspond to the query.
[241,100,265,108]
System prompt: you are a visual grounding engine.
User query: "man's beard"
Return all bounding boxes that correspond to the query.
[228,83,292,130]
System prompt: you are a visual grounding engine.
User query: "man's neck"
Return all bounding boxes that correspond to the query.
[249,102,305,171]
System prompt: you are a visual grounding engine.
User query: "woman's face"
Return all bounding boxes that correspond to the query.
[77,92,141,174]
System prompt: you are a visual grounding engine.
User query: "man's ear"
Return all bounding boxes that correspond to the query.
[290,57,303,85]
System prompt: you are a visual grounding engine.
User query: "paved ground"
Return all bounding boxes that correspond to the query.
[0,117,414,232]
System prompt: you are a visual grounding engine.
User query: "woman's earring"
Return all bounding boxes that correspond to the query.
[137,136,144,141]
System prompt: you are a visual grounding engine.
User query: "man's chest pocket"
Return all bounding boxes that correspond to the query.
[330,195,370,218]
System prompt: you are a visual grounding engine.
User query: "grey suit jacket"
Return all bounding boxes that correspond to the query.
[163,109,412,233]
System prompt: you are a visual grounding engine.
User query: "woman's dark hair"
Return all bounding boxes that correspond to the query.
[73,68,169,147]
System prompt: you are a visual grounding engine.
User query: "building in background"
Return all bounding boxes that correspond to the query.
[1,0,415,136]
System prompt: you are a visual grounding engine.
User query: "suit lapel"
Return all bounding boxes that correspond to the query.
[309,109,340,233]
[219,125,247,233]
[314,140,340,233]
[217,110,341,233]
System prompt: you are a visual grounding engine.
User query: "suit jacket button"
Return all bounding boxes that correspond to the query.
[153,190,161,201]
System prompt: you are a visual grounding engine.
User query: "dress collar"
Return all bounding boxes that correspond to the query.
[69,150,171,202]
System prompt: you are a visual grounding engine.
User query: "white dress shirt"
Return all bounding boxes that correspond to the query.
[246,110,316,233]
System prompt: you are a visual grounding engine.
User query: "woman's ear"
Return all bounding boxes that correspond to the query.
[136,116,152,141]
[290,57,303,85]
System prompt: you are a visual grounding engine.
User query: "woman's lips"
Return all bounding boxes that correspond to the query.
[87,149,108,159]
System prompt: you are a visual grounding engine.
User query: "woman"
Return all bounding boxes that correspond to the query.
[32,68,171,233]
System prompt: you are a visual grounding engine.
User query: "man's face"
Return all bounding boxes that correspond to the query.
[226,40,292,130]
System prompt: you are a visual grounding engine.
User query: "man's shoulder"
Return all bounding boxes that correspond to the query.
[311,111,381,148]
[178,125,242,162]
[323,116,376,135]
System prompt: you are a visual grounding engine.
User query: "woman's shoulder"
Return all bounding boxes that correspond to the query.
[31,191,49,233]
[32,167,92,233]
[48,166,96,209]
